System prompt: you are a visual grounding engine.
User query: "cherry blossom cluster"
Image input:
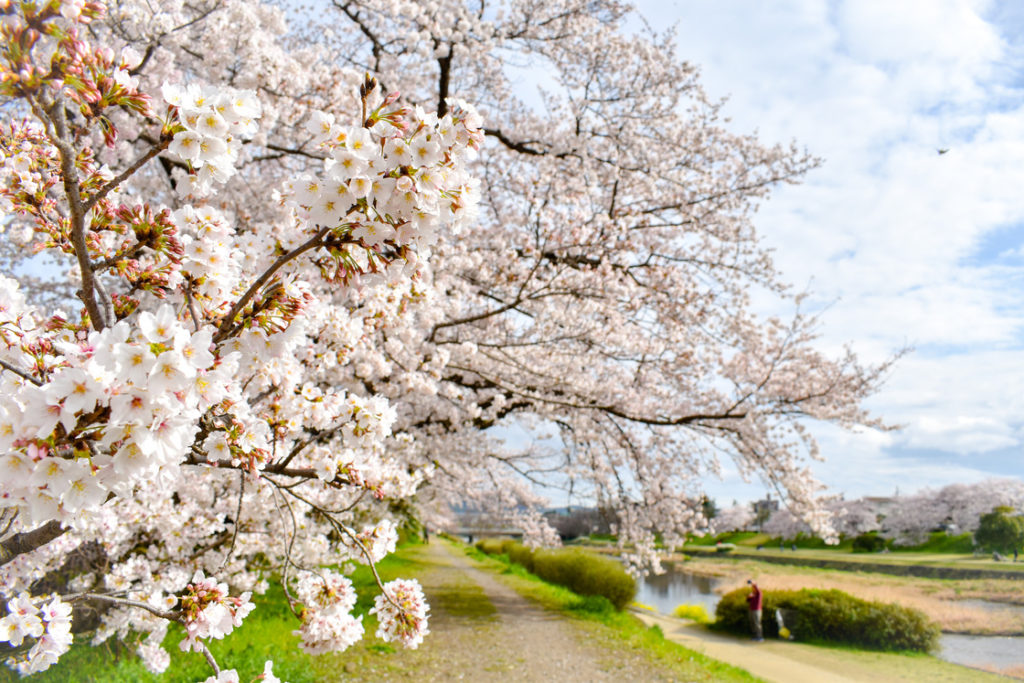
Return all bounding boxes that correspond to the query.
[0,122,50,222]
[338,519,399,564]
[172,206,242,310]
[0,593,72,676]
[201,660,280,683]
[283,90,482,267]
[293,571,364,655]
[369,578,429,649]
[178,570,254,653]
[0,297,229,528]
[162,83,262,197]
[0,0,150,143]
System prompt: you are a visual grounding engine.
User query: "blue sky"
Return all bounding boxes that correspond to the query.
[622,0,1024,504]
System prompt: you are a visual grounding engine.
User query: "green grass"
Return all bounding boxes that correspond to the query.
[890,532,975,554]
[463,546,762,682]
[0,550,427,683]
[684,542,1024,573]
[689,530,983,556]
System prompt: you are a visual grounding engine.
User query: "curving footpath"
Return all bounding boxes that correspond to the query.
[630,609,855,683]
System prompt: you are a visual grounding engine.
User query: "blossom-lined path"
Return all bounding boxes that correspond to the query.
[343,541,701,681]
[344,542,1008,682]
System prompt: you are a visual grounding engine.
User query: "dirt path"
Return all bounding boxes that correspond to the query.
[354,540,691,681]
[341,540,696,680]
[631,609,854,683]
[630,609,1012,683]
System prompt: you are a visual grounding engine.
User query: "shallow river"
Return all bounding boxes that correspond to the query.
[634,568,1024,673]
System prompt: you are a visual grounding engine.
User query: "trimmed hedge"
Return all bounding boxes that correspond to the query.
[475,540,636,610]
[715,587,939,652]
[476,538,507,556]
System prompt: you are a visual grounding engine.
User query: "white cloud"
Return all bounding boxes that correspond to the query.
[634,0,1024,498]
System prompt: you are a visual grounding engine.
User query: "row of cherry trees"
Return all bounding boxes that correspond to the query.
[0,0,894,677]
[715,479,1024,546]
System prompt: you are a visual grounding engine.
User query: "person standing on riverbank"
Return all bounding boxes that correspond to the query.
[746,579,764,641]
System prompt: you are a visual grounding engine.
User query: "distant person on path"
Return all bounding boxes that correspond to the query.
[746,579,764,641]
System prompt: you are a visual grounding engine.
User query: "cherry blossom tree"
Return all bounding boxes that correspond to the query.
[762,497,881,540]
[711,504,755,534]
[880,479,1024,545]
[828,497,881,538]
[0,0,481,676]
[760,508,809,540]
[289,0,894,562]
[0,0,897,676]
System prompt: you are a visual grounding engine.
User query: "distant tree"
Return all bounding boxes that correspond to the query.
[880,479,1024,546]
[974,506,1024,554]
[828,498,881,537]
[762,508,810,540]
[711,504,754,533]
[546,507,613,540]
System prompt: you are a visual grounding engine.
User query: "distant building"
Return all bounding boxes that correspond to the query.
[752,493,779,530]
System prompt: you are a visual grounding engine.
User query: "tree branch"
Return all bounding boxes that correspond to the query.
[0,359,42,386]
[213,227,329,344]
[41,93,108,330]
[0,520,65,566]
[83,138,171,214]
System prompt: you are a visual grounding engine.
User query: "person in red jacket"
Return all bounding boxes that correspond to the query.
[746,579,764,641]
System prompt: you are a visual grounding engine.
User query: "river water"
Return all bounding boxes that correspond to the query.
[634,568,1024,673]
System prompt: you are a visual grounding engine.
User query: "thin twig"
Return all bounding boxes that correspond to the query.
[75,593,178,621]
[83,139,170,214]
[220,470,246,570]
[184,285,202,332]
[284,487,406,613]
[197,641,220,676]
[0,359,42,386]
[213,227,329,344]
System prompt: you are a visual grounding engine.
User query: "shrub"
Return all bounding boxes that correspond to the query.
[570,594,616,614]
[714,587,939,652]
[506,542,536,572]
[851,533,887,553]
[475,538,507,556]
[476,541,636,610]
[672,603,712,623]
